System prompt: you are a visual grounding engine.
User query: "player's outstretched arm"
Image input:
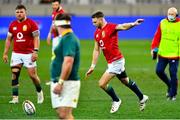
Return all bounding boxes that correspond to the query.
[85,41,100,78]
[46,24,53,45]
[116,19,144,31]
[3,33,12,63]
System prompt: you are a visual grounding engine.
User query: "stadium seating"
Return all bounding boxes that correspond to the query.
[0,0,179,16]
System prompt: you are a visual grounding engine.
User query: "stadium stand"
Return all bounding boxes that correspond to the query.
[0,0,179,15]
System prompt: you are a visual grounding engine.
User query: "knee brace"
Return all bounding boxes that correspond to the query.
[11,66,21,86]
[116,71,128,80]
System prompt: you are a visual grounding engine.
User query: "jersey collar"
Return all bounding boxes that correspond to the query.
[101,21,107,29]
[61,29,73,37]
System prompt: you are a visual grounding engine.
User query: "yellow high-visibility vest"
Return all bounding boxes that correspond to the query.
[158,19,180,58]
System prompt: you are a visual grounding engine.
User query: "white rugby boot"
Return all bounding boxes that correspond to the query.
[37,90,44,104]
[110,100,122,113]
[9,96,19,104]
[139,95,149,111]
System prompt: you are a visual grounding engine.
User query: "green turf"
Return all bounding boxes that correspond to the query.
[0,40,180,119]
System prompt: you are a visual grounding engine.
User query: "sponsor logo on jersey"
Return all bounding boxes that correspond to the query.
[13,27,17,30]
[16,32,25,42]
[23,25,27,31]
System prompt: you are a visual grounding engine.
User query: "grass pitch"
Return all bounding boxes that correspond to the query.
[0,40,180,119]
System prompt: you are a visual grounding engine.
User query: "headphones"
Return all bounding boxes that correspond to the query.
[176,13,179,17]
[176,10,179,17]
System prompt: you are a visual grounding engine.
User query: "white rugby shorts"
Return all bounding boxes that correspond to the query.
[106,58,125,74]
[50,80,81,109]
[10,52,37,68]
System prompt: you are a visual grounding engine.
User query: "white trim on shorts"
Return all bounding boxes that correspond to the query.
[50,80,80,109]
[10,52,37,68]
[106,58,125,74]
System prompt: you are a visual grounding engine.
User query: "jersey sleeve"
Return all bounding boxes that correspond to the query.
[29,19,39,37]
[8,22,13,34]
[62,38,76,57]
[30,19,39,33]
[109,23,118,34]
[151,24,161,50]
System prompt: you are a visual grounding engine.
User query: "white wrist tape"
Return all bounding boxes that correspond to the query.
[131,22,135,26]
[90,64,96,69]
[58,79,64,85]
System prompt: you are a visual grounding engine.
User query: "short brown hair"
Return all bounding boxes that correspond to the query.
[52,0,61,3]
[91,11,104,18]
[15,4,26,11]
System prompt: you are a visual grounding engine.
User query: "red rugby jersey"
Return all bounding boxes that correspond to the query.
[9,18,39,54]
[94,23,123,63]
[51,7,65,37]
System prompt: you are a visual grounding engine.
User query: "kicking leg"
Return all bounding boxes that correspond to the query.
[116,71,148,111]
[116,71,144,100]
[27,67,44,104]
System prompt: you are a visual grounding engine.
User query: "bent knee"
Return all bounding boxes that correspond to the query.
[58,113,66,119]
[58,111,72,119]
[120,77,129,85]
[98,81,106,89]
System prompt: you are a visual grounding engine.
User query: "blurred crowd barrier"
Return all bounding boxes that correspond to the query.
[0,16,164,40]
[0,0,179,15]
[1,0,180,5]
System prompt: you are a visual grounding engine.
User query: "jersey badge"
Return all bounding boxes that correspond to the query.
[96,34,99,38]
[102,31,105,38]
[13,27,17,31]
[23,25,27,31]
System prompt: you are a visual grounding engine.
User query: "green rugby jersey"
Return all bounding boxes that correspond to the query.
[50,31,80,82]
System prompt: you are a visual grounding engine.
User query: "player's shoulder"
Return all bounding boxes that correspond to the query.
[94,29,99,35]
[9,20,18,28]
[104,23,117,31]
[26,18,38,27]
[59,6,65,13]
[107,22,117,27]
[26,18,36,23]
[9,20,18,25]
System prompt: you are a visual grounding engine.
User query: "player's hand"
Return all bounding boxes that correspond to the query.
[85,67,94,78]
[3,54,8,63]
[53,83,63,95]
[31,52,38,62]
[134,19,144,25]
